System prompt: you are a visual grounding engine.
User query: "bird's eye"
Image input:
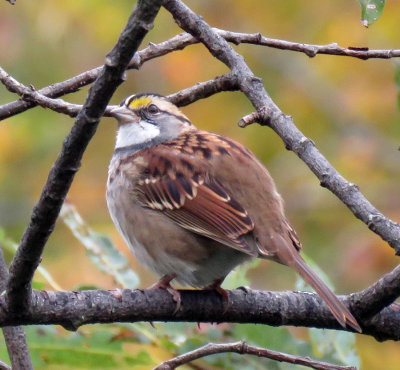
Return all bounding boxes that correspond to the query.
[147,104,160,115]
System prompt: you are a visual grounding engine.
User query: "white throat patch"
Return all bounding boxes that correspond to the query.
[115,121,160,149]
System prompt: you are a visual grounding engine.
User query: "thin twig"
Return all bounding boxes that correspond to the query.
[0,67,84,118]
[0,69,239,118]
[218,29,400,60]
[153,341,356,370]
[168,72,239,106]
[237,108,268,128]
[0,246,33,370]
[0,32,195,121]
[0,360,11,370]
[2,28,400,120]
[6,0,164,314]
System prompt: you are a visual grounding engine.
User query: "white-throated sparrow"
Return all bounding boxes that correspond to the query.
[106,93,361,332]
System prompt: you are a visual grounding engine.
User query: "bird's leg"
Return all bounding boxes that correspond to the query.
[204,277,229,313]
[149,273,181,314]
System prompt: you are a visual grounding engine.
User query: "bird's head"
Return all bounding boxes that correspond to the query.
[110,93,193,151]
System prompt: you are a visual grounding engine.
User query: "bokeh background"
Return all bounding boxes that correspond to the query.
[0,0,399,368]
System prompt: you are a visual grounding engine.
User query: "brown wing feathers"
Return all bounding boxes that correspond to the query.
[131,137,257,256]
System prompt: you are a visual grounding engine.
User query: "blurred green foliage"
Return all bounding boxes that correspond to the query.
[1,0,399,368]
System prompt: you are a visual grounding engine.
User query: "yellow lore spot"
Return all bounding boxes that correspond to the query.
[128,97,152,109]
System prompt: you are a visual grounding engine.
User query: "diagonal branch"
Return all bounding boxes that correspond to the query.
[6,0,164,314]
[162,0,400,258]
[154,341,356,370]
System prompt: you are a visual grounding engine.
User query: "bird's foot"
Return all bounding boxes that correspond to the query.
[149,273,181,314]
[204,278,229,314]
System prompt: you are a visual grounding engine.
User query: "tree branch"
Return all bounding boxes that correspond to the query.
[0,360,10,370]
[2,28,400,121]
[0,69,239,118]
[0,67,84,118]
[0,246,33,370]
[0,32,194,121]
[154,341,356,370]
[0,287,398,342]
[168,72,239,106]
[2,25,398,327]
[352,264,400,319]
[218,30,400,60]
[238,108,400,255]
[6,0,164,314]
[163,0,400,258]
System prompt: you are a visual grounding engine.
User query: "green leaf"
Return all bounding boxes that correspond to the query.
[358,0,385,27]
[60,202,139,289]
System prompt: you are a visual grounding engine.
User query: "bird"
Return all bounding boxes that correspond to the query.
[106,93,361,332]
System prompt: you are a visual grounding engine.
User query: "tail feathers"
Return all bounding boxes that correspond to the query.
[293,256,361,333]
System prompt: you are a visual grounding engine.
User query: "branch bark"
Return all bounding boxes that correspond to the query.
[6,0,164,314]
[0,287,398,342]
[0,247,33,370]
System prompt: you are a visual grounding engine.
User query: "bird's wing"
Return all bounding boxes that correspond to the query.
[283,218,302,251]
[125,144,257,257]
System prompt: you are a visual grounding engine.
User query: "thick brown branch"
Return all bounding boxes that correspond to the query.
[6,0,164,314]
[154,341,356,370]
[0,288,398,341]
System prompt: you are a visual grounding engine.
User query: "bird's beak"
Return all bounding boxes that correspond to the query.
[109,106,138,125]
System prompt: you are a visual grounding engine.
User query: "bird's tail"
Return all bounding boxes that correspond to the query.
[291,254,361,332]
